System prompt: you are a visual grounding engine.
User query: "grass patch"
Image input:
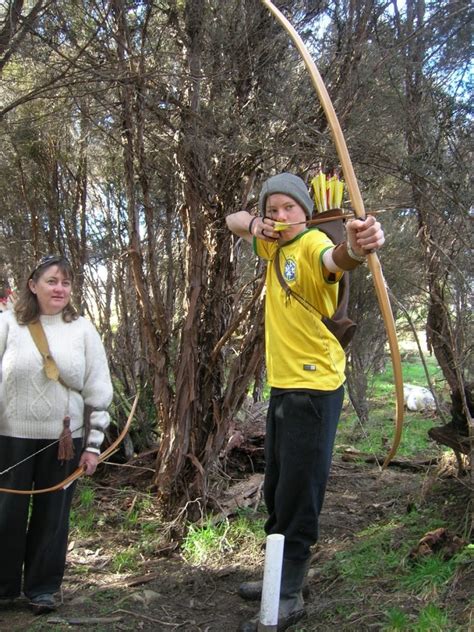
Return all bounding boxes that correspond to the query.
[336,354,446,460]
[70,481,168,574]
[182,510,265,566]
[111,547,141,573]
[332,521,403,581]
[382,607,411,630]
[396,353,445,386]
[371,353,442,401]
[327,507,468,586]
[337,410,442,459]
[122,495,154,529]
[415,603,453,631]
[320,503,470,632]
[381,603,455,632]
[69,480,97,534]
[400,553,462,597]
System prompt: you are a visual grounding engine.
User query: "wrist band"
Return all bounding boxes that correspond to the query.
[248,216,258,235]
[347,241,367,262]
[332,242,365,270]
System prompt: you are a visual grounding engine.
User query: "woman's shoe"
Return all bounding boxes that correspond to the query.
[29,594,56,615]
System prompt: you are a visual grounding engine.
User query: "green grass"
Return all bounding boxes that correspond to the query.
[122,495,154,528]
[337,411,441,459]
[414,603,453,631]
[69,481,97,534]
[382,604,455,632]
[335,353,447,460]
[70,482,167,574]
[371,352,442,399]
[332,521,403,582]
[182,510,266,565]
[111,547,141,573]
[382,607,411,630]
[319,504,470,632]
[400,553,462,597]
[397,352,444,384]
[327,507,468,587]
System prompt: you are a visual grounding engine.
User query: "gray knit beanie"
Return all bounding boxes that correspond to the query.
[258,173,314,219]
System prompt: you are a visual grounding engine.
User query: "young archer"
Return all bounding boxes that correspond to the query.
[226,172,385,631]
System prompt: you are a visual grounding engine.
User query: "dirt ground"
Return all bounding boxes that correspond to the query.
[0,418,472,632]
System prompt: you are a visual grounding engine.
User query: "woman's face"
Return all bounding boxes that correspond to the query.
[28,265,72,315]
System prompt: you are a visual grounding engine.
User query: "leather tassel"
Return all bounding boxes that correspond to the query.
[58,416,75,461]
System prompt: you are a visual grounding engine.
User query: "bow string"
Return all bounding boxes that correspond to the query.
[0,392,139,495]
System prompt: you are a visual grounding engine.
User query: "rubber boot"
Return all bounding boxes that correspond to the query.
[237,557,310,632]
[238,577,310,601]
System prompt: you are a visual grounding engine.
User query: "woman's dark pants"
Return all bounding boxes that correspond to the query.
[0,437,82,599]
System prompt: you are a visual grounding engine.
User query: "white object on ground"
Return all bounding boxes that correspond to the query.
[258,533,285,630]
[404,383,436,411]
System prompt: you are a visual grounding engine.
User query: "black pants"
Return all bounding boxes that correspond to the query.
[0,436,82,599]
[264,387,344,561]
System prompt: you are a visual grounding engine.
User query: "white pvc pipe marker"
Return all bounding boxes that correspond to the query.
[258,533,285,631]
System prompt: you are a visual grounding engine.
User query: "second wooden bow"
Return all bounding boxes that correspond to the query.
[0,392,139,495]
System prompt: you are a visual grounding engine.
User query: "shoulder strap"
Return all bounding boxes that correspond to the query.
[273,249,292,299]
[274,249,326,318]
[274,248,356,349]
[28,321,61,381]
[28,321,80,460]
[28,320,97,455]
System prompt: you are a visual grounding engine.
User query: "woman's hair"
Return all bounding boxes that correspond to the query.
[15,255,79,325]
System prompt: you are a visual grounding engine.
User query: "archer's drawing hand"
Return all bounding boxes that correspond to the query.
[79,451,100,476]
[251,217,279,242]
[346,215,385,256]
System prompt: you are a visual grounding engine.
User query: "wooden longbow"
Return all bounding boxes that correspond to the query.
[0,392,139,495]
[261,0,404,468]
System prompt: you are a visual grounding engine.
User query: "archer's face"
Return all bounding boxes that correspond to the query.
[28,265,72,315]
[265,193,307,242]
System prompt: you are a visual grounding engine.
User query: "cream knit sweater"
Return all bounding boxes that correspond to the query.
[0,310,113,454]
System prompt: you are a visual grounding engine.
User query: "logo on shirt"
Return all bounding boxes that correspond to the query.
[284,257,297,282]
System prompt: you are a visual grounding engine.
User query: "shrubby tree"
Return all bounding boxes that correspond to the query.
[0,0,471,518]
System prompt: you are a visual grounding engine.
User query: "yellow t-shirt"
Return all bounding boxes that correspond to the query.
[255,229,346,390]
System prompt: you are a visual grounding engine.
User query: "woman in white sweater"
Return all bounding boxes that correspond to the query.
[0,255,113,614]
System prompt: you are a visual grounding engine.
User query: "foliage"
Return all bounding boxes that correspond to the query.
[110,548,141,574]
[0,0,471,518]
[337,352,446,458]
[399,553,465,597]
[69,481,97,534]
[70,482,168,571]
[317,506,471,632]
[382,604,453,632]
[182,511,265,566]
